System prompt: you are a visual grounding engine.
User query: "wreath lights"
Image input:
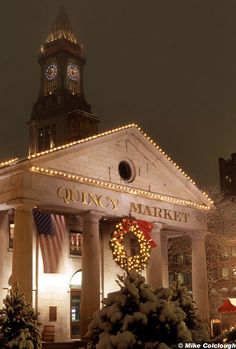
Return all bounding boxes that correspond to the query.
[110,217,155,273]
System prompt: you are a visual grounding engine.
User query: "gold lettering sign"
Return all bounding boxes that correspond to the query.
[130,202,190,223]
[56,187,190,223]
[57,187,119,210]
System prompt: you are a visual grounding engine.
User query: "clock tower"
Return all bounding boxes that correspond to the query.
[28,7,99,154]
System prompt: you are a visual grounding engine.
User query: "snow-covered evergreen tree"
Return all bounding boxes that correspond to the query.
[170,283,209,343]
[0,284,42,349]
[85,272,193,349]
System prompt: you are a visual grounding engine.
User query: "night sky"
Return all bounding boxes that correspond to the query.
[1,1,236,190]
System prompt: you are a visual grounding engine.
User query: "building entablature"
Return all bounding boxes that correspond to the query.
[0,167,207,232]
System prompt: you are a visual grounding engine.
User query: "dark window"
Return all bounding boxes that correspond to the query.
[118,161,134,182]
[45,126,50,148]
[184,272,192,287]
[49,306,57,322]
[130,236,140,256]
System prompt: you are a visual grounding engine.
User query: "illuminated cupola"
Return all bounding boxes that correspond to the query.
[28,6,99,154]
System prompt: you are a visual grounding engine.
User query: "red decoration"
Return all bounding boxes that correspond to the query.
[110,217,155,272]
[218,298,236,313]
[122,218,156,248]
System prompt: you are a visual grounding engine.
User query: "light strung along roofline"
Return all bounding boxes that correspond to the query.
[0,158,18,168]
[0,123,213,206]
[30,166,211,210]
[28,124,137,159]
[27,123,213,206]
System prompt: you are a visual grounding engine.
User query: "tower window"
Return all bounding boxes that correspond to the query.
[38,124,56,152]
[67,116,80,139]
[225,175,232,183]
[44,81,57,95]
[67,81,80,95]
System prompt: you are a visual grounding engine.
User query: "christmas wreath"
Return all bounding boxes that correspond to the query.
[110,217,155,272]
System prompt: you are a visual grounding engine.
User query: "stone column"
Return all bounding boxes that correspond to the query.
[146,223,164,289]
[161,235,169,288]
[0,212,9,302]
[191,231,209,321]
[11,204,34,304]
[80,210,103,337]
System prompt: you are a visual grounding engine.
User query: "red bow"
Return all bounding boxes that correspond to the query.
[121,218,156,248]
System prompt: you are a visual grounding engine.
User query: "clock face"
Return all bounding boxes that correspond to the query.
[67,63,79,81]
[45,64,57,80]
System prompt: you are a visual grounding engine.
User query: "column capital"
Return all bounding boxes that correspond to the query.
[6,199,38,211]
[82,210,104,223]
[152,222,166,232]
[188,230,210,240]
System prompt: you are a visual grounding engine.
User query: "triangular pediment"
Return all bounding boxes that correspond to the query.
[26,124,212,209]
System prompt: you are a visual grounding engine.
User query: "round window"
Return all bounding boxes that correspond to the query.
[118,161,135,182]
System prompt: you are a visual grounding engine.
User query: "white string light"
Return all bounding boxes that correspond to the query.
[31,166,211,210]
[0,124,213,206]
[0,158,18,168]
[28,123,213,205]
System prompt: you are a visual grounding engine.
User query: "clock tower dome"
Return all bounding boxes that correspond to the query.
[28,7,99,154]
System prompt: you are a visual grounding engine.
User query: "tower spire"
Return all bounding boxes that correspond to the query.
[46,6,78,44]
[28,7,99,155]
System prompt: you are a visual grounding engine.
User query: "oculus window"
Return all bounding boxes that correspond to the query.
[118,160,135,182]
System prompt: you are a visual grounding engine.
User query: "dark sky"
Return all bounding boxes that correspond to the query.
[0,1,236,190]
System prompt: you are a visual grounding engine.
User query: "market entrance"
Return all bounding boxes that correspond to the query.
[70,270,82,339]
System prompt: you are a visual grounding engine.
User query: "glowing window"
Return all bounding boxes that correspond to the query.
[38,125,56,151]
[67,81,80,94]
[177,272,185,285]
[9,222,14,250]
[70,231,83,256]
[44,81,57,94]
[222,268,230,278]
[176,254,184,264]
[221,249,229,259]
[232,246,236,257]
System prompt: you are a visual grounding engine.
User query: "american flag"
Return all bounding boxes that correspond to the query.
[33,210,67,273]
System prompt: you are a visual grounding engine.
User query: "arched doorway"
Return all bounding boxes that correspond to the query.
[70,270,82,338]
